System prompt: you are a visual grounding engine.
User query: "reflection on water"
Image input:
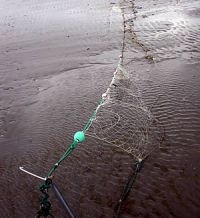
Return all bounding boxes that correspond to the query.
[134,0,200,63]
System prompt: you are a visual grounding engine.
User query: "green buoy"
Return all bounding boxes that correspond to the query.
[74,131,85,143]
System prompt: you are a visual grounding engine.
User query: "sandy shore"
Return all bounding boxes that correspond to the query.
[0,0,200,217]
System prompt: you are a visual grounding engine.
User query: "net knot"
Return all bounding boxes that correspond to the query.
[37,178,53,217]
[135,160,143,173]
[37,198,51,217]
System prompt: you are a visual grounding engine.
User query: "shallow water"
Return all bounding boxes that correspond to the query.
[121,0,200,217]
[0,0,200,217]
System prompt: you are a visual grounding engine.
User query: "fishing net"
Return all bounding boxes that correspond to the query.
[85,60,162,161]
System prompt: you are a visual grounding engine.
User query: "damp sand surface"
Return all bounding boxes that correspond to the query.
[0,0,200,217]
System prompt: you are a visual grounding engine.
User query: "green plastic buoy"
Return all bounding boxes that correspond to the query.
[74,131,85,143]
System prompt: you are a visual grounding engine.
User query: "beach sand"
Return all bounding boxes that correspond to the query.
[0,0,200,217]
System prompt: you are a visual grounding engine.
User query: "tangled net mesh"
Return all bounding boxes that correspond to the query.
[86,61,162,161]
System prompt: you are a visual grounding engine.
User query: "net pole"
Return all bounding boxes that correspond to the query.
[51,182,76,218]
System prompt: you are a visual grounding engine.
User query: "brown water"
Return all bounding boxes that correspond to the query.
[0,0,200,217]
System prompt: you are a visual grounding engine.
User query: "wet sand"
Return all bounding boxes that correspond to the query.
[0,0,200,217]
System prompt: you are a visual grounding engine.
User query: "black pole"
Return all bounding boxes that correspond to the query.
[51,182,76,218]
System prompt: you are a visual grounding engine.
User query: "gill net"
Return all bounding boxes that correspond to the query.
[34,56,163,217]
[34,54,163,218]
[20,3,164,217]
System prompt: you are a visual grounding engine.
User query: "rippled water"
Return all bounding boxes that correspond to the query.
[0,0,200,217]
[120,0,200,217]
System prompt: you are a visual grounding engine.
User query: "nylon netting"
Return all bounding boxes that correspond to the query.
[85,59,161,161]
